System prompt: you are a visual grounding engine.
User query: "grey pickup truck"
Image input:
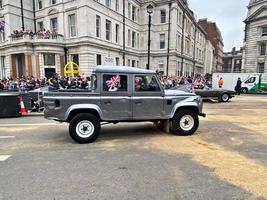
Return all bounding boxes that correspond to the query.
[44,66,206,143]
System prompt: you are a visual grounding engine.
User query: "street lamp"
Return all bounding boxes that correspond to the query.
[147,4,153,70]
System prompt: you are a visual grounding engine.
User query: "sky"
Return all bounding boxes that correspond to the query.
[189,0,250,52]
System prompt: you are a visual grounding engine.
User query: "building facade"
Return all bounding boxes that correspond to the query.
[204,40,215,74]
[222,47,243,73]
[0,0,210,79]
[198,18,224,73]
[243,0,267,73]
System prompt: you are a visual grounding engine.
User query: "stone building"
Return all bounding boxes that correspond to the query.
[0,0,210,79]
[243,0,267,73]
[198,18,224,73]
[222,48,243,73]
[204,40,215,74]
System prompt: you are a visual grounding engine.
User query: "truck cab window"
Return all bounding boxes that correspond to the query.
[135,75,161,92]
[245,77,256,83]
[103,74,128,92]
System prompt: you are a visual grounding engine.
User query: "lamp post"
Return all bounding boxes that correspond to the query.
[20,0,25,31]
[147,4,153,70]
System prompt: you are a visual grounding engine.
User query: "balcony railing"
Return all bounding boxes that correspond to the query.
[10,32,64,43]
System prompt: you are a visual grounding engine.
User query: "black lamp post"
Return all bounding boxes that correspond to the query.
[20,0,25,31]
[147,4,153,70]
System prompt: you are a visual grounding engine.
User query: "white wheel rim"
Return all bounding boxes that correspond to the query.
[222,94,229,101]
[180,115,194,131]
[76,120,95,138]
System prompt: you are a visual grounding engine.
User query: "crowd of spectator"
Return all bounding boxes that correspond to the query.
[0,77,45,92]
[0,73,210,93]
[0,74,92,92]
[159,75,210,89]
[11,29,60,40]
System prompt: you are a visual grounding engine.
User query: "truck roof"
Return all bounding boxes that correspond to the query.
[94,66,156,74]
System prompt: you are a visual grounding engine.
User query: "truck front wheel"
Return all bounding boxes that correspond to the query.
[241,87,248,94]
[171,109,199,136]
[69,113,101,143]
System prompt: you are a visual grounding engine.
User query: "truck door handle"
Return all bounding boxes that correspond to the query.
[104,101,112,105]
[135,101,142,105]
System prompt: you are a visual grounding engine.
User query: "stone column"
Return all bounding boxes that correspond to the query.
[60,55,65,76]
[35,54,40,78]
[25,54,33,77]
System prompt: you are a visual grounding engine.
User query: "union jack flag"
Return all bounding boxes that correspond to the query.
[106,75,120,89]
[0,21,5,32]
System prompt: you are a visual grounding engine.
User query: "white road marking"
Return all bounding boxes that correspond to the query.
[0,155,11,161]
[0,136,15,139]
[0,123,58,127]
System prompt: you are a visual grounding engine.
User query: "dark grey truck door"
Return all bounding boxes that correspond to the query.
[133,74,164,120]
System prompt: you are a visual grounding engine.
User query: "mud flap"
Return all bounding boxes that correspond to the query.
[154,120,171,133]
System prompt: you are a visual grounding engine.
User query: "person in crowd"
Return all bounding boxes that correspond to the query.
[235,77,242,95]
[218,77,224,88]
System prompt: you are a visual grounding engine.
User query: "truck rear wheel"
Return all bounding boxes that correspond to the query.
[171,109,199,136]
[69,113,101,143]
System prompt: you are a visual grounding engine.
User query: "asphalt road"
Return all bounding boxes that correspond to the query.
[0,95,267,200]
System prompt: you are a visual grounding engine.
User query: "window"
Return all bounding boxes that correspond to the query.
[96,54,102,65]
[96,15,101,38]
[132,6,136,21]
[160,34,165,49]
[0,20,5,41]
[68,14,77,37]
[160,10,166,23]
[245,77,256,83]
[106,20,111,41]
[0,30,4,42]
[132,31,136,48]
[262,26,267,36]
[116,57,119,66]
[127,59,130,66]
[179,12,182,25]
[260,43,266,55]
[105,0,111,8]
[128,29,131,46]
[135,75,161,92]
[37,21,43,31]
[71,54,79,65]
[0,0,2,8]
[50,18,58,32]
[43,53,55,66]
[38,0,42,10]
[128,3,131,18]
[258,63,265,73]
[137,33,139,48]
[178,35,181,50]
[103,74,128,92]
[132,60,135,67]
[115,0,119,12]
[115,24,119,43]
[51,0,56,5]
[0,56,6,79]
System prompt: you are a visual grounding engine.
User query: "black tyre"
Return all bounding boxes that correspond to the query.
[220,93,230,102]
[171,109,199,136]
[69,113,101,143]
[241,87,248,94]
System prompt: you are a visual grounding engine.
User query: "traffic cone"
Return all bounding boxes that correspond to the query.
[19,96,28,116]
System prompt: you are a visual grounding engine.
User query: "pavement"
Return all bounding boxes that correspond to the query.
[0,95,267,200]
